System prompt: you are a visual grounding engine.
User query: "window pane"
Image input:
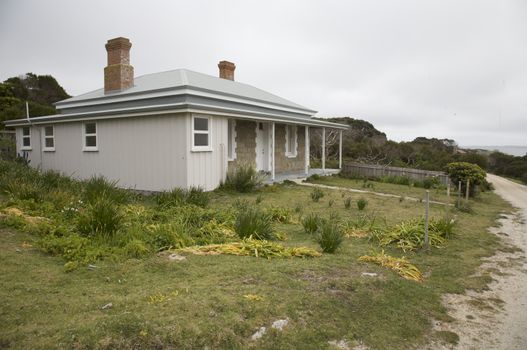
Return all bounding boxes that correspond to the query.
[85,135,97,147]
[45,137,54,148]
[22,127,30,136]
[194,117,208,131]
[45,126,53,136]
[23,137,31,147]
[194,133,208,147]
[85,123,96,134]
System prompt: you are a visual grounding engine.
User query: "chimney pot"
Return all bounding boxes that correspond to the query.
[104,37,134,93]
[218,60,235,81]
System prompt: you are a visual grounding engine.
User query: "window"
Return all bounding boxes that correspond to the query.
[83,122,98,151]
[285,125,297,157]
[192,115,211,151]
[227,119,236,160]
[43,126,55,151]
[21,126,31,150]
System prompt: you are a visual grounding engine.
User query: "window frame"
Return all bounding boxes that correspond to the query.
[285,124,298,158]
[82,122,98,152]
[43,125,55,152]
[21,126,32,151]
[191,115,212,152]
[227,119,236,160]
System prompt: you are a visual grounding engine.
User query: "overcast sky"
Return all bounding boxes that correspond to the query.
[1,0,526,146]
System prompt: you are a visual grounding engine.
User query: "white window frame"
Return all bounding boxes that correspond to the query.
[191,115,212,152]
[285,124,298,158]
[43,125,55,152]
[227,119,236,160]
[21,126,32,150]
[82,122,98,152]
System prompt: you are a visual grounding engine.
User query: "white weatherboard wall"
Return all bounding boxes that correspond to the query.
[16,113,189,191]
[186,113,229,191]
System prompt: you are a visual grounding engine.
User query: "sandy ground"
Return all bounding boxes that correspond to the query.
[425,174,527,350]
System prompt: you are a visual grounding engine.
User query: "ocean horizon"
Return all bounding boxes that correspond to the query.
[463,146,527,157]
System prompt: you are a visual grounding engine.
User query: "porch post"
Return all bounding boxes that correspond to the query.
[271,122,275,181]
[339,129,343,169]
[322,127,326,173]
[304,125,309,175]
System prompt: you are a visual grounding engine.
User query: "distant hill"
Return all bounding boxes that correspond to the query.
[464,146,527,157]
[0,73,70,129]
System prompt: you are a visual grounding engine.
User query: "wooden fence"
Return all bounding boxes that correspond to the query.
[342,162,450,185]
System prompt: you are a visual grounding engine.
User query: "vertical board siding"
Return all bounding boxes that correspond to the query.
[187,114,228,191]
[19,114,188,191]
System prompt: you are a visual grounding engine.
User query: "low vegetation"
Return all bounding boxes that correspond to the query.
[0,160,514,349]
[223,164,263,193]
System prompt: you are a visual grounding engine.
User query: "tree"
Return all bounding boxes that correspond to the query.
[445,162,487,197]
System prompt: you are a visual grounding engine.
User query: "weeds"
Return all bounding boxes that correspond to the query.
[223,164,263,193]
[302,213,320,234]
[357,198,368,211]
[315,219,344,253]
[234,207,274,240]
[310,187,324,202]
[358,250,423,282]
[77,198,123,237]
[344,197,352,209]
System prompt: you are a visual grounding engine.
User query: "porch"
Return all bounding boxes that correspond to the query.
[263,168,341,184]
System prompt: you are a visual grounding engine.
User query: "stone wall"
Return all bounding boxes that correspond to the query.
[275,124,305,172]
[227,120,256,172]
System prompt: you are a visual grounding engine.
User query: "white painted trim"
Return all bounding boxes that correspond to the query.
[271,122,275,181]
[82,122,98,152]
[305,126,309,175]
[21,126,32,151]
[227,119,237,161]
[339,129,343,169]
[191,114,212,152]
[42,125,55,152]
[322,127,326,173]
[285,124,298,158]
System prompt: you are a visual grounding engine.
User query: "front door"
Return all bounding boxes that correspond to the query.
[255,122,270,172]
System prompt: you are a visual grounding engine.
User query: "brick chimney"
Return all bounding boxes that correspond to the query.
[218,60,235,81]
[104,37,134,93]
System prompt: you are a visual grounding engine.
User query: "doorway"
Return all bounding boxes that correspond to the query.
[255,122,270,172]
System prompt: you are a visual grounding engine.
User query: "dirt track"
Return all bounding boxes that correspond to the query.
[427,174,527,349]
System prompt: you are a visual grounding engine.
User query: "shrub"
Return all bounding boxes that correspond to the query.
[445,162,486,197]
[155,187,209,208]
[224,164,262,193]
[344,197,352,209]
[77,198,123,237]
[357,198,368,211]
[310,187,324,202]
[124,239,150,258]
[234,207,274,240]
[315,220,344,253]
[302,213,320,234]
[265,206,292,223]
[149,224,194,251]
[83,176,129,204]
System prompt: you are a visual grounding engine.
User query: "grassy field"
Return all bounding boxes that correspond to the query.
[305,174,452,203]
[0,172,513,349]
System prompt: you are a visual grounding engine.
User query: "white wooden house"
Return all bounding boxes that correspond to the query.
[5,37,348,191]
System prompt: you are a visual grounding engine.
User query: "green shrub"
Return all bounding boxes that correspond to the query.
[186,187,209,207]
[310,187,324,202]
[3,178,43,202]
[124,239,150,258]
[265,206,292,223]
[224,164,262,193]
[445,162,486,197]
[155,188,186,207]
[83,176,129,204]
[77,198,123,237]
[234,207,274,240]
[302,213,320,234]
[357,198,368,211]
[149,224,194,251]
[344,197,352,209]
[315,220,344,253]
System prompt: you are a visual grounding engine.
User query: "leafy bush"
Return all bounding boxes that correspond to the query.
[344,197,352,209]
[310,187,324,202]
[223,164,262,193]
[302,213,320,234]
[234,207,274,240]
[77,198,123,237]
[357,198,368,211]
[315,219,344,253]
[445,162,486,197]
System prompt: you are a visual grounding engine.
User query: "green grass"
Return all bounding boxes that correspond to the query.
[0,173,514,349]
[306,175,453,203]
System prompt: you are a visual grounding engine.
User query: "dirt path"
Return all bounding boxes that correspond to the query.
[427,174,527,349]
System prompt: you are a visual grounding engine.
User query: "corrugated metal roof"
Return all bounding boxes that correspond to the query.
[56,69,315,113]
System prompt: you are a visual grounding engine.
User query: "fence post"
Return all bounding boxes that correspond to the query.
[424,190,430,251]
[457,181,461,208]
[465,178,470,203]
[445,182,450,221]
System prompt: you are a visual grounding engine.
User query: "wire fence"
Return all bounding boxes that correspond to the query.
[342,162,450,185]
